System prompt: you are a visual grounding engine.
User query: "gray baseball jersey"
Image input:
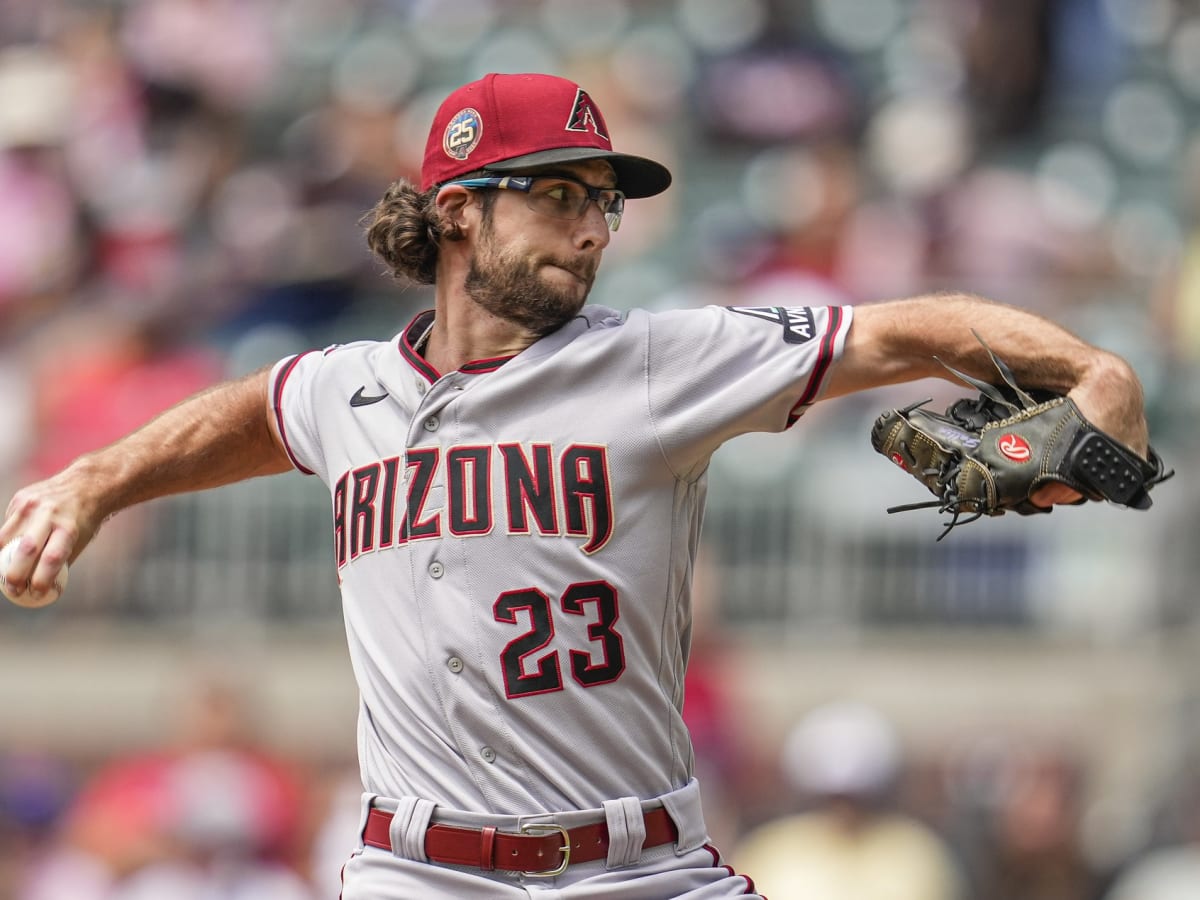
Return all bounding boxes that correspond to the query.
[270,303,852,816]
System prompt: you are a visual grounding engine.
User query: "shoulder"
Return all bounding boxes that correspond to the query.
[272,337,399,401]
[279,337,394,372]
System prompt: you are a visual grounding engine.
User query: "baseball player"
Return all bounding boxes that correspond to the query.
[1,73,1151,898]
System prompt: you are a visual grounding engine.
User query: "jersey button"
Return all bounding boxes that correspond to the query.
[423,415,440,431]
[480,746,497,764]
[429,561,445,579]
[447,656,464,673]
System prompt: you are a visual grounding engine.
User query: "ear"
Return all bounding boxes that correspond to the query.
[435,184,481,236]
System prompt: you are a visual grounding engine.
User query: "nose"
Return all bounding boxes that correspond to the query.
[573,201,611,251]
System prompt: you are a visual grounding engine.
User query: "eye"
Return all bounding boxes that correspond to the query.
[538,181,578,205]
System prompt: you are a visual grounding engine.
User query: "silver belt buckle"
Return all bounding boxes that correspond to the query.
[519,822,571,877]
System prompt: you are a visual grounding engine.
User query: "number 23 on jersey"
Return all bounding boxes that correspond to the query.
[495,580,625,699]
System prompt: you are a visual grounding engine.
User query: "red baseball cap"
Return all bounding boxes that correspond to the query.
[421,73,672,199]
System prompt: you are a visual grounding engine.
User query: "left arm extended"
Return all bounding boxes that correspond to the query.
[823,292,1150,457]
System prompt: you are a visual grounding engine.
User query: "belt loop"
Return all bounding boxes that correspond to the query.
[389,796,437,861]
[479,825,497,871]
[661,777,707,853]
[602,796,646,869]
[356,793,378,849]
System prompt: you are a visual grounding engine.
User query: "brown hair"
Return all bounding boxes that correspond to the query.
[362,176,496,285]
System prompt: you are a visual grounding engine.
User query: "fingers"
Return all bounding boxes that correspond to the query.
[1,531,73,597]
[35,528,75,593]
[1,534,44,597]
[0,490,31,548]
[1030,482,1084,509]
[1,485,83,596]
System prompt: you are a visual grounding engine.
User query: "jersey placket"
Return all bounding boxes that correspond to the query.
[404,372,515,799]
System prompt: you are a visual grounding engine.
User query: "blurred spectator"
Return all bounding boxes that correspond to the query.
[120,0,280,115]
[693,42,859,147]
[748,137,863,292]
[106,856,313,900]
[307,766,366,900]
[958,0,1057,139]
[1102,766,1200,900]
[681,544,752,853]
[0,45,82,330]
[25,309,223,479]
[11,309,225,609]
[17,675,313,900]
[947,738,1101,900]
[1105,844,1200,900]
[0,751,77,900]
[732,700,964,900]
[1156,137,1200,438]
[941,165,1115,297]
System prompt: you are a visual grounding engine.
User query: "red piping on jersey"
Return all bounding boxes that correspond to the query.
[701,844,760,896]
[459,355,514,373]
[399,325,440,383]
[398,313,517,379]
[788,305,845,425]
[273,352,317,475]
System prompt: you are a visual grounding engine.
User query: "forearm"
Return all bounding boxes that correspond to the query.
[2,367,292,580]
[828,292,1149,452]
[73,367,290,517]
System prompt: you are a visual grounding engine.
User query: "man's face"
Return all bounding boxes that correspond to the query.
[463,160,615,336]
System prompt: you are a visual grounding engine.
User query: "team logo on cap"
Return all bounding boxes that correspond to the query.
[565,89,609,142]
[444,107,483,161]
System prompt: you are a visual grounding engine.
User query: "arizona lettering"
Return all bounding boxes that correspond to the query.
[332,442,614,567]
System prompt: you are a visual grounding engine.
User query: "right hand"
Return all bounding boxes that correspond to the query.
[1,466,104,597]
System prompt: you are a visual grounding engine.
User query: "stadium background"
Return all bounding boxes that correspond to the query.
[0,0,1198,897]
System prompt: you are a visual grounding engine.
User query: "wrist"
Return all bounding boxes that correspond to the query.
[1069,353,1148,455]
[67,450,132,523]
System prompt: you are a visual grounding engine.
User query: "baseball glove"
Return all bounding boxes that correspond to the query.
[870,334,1173,539]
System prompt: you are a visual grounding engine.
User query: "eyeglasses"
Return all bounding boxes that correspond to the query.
[446,174,625,231]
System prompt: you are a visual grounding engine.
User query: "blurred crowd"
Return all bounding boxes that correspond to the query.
[4,675,1200,900]
[2,0,1200,898]
[725,698,1200,900]
[1,0,1198,502]
[1,675,356,899]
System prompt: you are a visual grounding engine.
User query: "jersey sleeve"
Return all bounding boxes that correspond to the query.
[269,349,328,482]
[644,304,853,476]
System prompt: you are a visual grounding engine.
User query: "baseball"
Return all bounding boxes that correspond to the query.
[0,538,68,608]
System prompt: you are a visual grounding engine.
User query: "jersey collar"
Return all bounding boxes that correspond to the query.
[398,310,518,382]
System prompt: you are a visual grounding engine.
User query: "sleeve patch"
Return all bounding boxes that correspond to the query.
[725,306,816,344]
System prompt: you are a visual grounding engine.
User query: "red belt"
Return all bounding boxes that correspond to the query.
[363,806,679,876]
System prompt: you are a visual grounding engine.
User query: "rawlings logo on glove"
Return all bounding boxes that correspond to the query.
[870,334,1173,540]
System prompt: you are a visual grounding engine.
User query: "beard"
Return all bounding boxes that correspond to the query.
[463,225,597,337]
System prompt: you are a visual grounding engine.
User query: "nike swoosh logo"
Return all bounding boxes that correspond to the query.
[350,386,389,407]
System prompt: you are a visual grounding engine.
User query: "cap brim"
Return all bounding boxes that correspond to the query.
[483,148,672,199]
